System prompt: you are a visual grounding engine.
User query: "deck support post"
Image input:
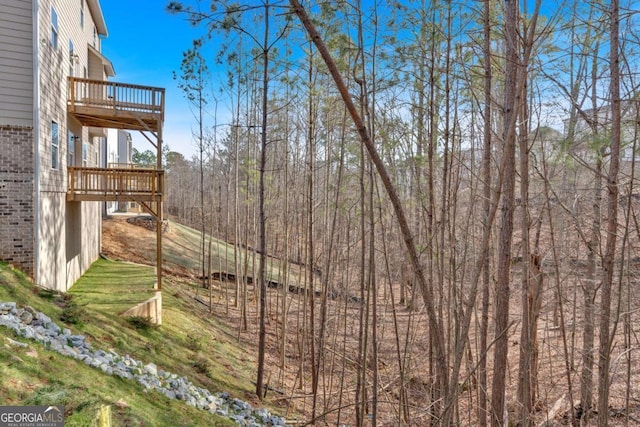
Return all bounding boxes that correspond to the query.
[156,119,163,292]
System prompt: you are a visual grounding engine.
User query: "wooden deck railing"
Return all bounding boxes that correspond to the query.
[67,167,164,200]
[107,162,152,169]
[68,77,165,119]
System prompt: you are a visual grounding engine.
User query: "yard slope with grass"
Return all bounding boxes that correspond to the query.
[0,260,273,426]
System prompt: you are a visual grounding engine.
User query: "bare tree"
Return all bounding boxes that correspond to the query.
[478,1,493,425]
[597,0,621,423]
[490,0,519,423]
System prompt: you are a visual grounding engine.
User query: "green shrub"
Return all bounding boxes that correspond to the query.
[60,298,86,325]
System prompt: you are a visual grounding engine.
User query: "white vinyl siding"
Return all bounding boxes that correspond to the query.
[28,0,110,290]
[0,0,33,126]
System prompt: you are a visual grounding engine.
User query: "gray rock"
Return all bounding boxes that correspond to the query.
[0,302,16,312]
[46,322,61,334]
[0,315,19,330]
[229,414,246,424]
[115,371,133,380]
[144,362,157,376]
[35,312,51,326]
[0,301,294,427]
[19,310,33,325]
[0,302,17,313]
[68,335,85,348]
[44,328,59,338]
[254,408,269,420]
[22,325,36,340]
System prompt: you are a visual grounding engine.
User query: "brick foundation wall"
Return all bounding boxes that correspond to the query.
[0,125,35,276]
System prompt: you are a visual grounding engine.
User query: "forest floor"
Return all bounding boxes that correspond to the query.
[102,215,640,426]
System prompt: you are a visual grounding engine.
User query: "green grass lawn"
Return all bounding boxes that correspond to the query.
[69,258,156,314]
[0,260,265,426]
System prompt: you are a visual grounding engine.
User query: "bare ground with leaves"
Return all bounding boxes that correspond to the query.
[102,215,640,426]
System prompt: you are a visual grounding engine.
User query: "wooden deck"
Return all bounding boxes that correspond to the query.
[68,77,165,132]
[67,167,164,202]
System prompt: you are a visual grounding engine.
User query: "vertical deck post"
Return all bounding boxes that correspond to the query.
[69,77,75,110]
[156,118,163,292]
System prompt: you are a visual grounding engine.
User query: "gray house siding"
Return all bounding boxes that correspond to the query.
[36,0,103,291]
[0,0,107,291]
[0,1,35,276]
[0,0,34,127]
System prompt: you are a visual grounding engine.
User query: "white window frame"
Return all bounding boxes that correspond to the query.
[68,131,75,167]
[82,142,88,167]
[51,7,59,49]
[51,122,59,169]
[69,40,75,76]
[80,0,84,28]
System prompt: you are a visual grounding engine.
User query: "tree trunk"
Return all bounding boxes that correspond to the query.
[478,1,493,425]
[289,0,450,420]
[255,1,270,400]
[491,0,519,424]
[597,0,620,423]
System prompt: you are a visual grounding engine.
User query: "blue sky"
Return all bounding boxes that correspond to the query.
[97,0,639,160]
[100,0,207,158]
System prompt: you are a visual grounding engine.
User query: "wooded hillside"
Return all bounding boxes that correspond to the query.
[158,1,640,425]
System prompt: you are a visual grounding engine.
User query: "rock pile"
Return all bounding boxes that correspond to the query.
[0,302,289,427]
[126,215,170,233]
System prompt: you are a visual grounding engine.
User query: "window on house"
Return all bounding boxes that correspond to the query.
[68,132,75,166]
[80,0,84,28]
[93,27,97,48]
[95,151,99,166]
[51,122,59,169]
[51,7,59,49]
[82,143,88,167]
[68,40,75,76]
